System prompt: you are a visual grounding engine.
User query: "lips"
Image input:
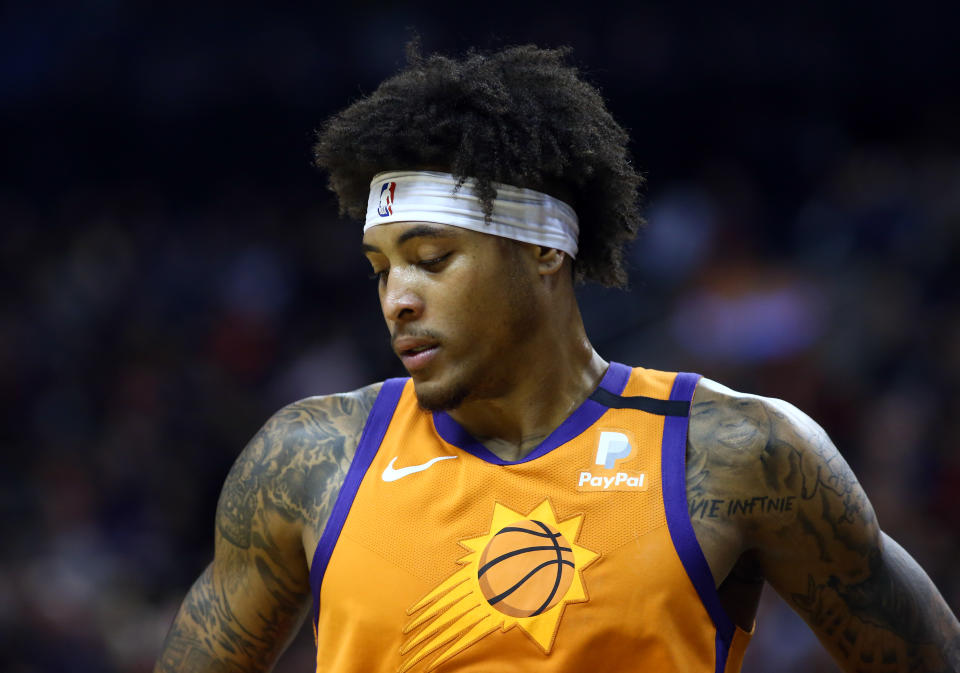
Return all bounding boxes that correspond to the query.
[393,335,440,372]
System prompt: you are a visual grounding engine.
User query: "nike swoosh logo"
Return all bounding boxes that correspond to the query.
[381,455,457,482]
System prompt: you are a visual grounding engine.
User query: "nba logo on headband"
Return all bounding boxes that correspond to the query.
[377,181,396,217]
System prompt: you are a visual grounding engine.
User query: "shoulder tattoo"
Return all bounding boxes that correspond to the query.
[216,383,382,546]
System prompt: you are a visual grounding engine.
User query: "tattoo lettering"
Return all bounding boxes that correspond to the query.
[688,495,796,520]
[689,498,724,519]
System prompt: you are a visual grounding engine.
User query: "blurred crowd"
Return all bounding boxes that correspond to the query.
[2,2,958,672]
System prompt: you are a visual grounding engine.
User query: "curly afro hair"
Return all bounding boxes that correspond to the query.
[314,42,644,287]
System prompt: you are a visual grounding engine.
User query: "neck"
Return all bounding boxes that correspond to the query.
[445,312,608,462]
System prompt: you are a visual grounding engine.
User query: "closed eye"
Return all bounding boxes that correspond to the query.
[419,252,452,270]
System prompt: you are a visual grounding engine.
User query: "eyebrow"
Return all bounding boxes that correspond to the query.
[361,224,458,253]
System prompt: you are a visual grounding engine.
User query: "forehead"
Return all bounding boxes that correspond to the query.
[361,221,470,250]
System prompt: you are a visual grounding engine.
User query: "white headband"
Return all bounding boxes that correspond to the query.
[364,171,579,258]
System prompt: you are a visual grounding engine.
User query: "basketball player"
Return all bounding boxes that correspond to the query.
[154,44,960,673]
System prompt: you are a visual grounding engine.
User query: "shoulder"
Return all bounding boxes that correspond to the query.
[689,376,839,477]
[265,381,386,467]
[216,382,384,548]
[687,375,878,551]
[686,377,789,511]
[687,377,775,471]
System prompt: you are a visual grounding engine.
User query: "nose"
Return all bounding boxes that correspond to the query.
[381,268,424,323]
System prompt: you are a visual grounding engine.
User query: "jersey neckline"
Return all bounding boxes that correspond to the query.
[431,361,632,465]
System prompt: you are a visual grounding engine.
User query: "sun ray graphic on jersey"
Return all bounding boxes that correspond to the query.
[399,499,598,672]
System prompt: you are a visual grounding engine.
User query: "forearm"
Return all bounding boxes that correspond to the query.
[793,533,960,673]
[155,598,244,673]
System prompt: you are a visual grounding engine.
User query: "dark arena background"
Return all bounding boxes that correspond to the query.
[3,1,959,671]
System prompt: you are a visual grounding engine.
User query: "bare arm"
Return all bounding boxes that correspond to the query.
[154,384,381,673]
[759,399,960,671]
[688,380,960,672]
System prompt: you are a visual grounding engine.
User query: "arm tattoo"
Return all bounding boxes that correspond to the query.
[767,408,960,671]
[156,565,263,673]
[155,384,381,673]
[790,538,960,672]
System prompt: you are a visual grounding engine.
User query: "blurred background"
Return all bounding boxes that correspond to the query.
[2,1,958,671]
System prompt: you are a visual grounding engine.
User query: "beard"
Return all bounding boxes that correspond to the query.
[411,327,533,414]
[411,346,509,412]
[414,379,472,412]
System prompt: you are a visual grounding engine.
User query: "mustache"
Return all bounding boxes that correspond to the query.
[391,328,444,348]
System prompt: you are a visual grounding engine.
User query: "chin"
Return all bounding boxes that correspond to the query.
[412,379,471,412]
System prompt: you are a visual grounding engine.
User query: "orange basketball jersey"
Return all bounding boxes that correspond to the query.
[309,363,752,672]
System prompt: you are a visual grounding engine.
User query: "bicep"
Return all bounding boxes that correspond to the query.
[155,508,311,672]
[155,436,313,672]
[757,402,960,671]
[156,558,308,673]
[208,471,312,665]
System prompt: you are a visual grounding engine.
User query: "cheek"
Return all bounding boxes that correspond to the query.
[430,246,535,334]
[475,278,538,341]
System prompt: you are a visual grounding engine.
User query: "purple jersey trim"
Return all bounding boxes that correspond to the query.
[661,372,736,671]
[309,378,407,625]
[715,630,730,673]
[431,361,632,465]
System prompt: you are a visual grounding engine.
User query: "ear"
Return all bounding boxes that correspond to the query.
[536,247,566,276]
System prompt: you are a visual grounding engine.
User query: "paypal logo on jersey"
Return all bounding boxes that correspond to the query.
[377,181,396,216]
[595,431,632,469]
[576,430,649,492]
[578,430,647,493]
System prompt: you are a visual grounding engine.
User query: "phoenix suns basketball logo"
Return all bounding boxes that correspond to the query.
[399,500,598,672]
